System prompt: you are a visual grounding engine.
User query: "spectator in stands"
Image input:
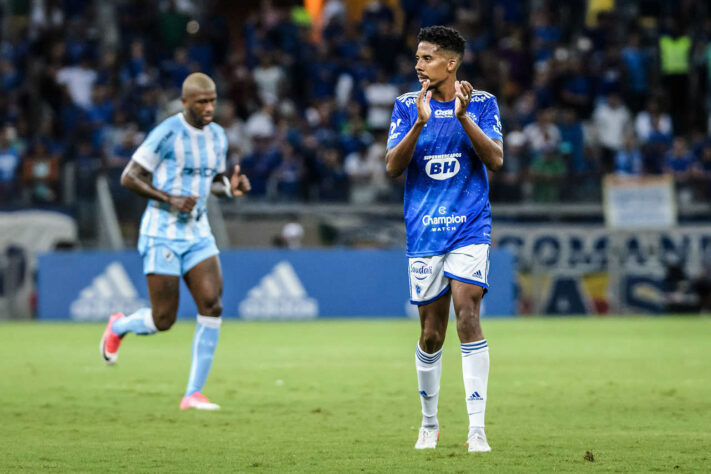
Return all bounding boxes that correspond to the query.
[614,134,643,176]
[490,128,526,202]
[21,141,60,203]
[635,100,673,145]
[558,108,586,174]
[529,144,566,202]
[664,137,695,183]
[218,102,250,158]
[56,54,97,110]
[621,33,650,113]
[270,144,304,201]
[593,92,632,173]
[240,134,282,197]
[559,57,594,118]
[523,108,560,155]
[0,126,20,203]
[659,20,692,134]
[344,141,381,204]
[316,147,348,201]
[161,47,193,91]
[253,52,286,107]
[691,141,711,199]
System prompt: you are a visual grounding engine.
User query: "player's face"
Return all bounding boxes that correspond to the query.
[415,42,457,89]
[183,89,217,128]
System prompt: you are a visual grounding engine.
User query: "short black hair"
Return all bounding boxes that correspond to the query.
[417,26,466,57]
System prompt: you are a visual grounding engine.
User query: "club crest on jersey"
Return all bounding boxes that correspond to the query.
[410,260,433,281]
[424,153,461,180]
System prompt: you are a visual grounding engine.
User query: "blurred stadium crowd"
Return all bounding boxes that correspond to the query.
[1,0,711,210]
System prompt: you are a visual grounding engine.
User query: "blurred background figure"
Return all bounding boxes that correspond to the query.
[281,222,304,249]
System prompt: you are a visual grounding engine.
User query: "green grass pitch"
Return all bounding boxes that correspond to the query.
[1,317,709,472]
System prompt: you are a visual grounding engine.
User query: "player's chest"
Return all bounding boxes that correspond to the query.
[416,109,480,147]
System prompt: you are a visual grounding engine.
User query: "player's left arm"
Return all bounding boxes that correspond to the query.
[454,81,503,172]
[212,165,251,197]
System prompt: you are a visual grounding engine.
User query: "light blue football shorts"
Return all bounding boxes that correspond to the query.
[138,234,219,276]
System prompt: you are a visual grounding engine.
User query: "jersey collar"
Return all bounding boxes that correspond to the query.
[179,113,208,134]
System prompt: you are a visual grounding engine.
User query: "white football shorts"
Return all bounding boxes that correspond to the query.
[408,243,490,305]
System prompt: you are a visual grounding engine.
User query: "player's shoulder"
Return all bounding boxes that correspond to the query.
[150,113,183,136]
[208,121,226,136]
[470,89,497,104]
[395,91,420,108]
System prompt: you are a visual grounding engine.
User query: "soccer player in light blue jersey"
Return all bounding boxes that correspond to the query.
[385,26,504,452]
[99,73,251,410]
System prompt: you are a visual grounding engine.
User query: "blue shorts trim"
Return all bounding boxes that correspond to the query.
[444,271,489,294]
[410,284,450,306]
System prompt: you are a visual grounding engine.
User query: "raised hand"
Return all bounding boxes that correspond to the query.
[169,195,199,213]
[230,165,251,196]
[416,79,432,125]
[455,80,473,119]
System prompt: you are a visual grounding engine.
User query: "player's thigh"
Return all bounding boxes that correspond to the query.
[450,279,485,317]
[418,289,451,330]
[183,254,223,315]
[146,273,181,318]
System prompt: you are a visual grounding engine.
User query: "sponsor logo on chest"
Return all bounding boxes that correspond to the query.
[434,109,454,118]
[423,153,461,180]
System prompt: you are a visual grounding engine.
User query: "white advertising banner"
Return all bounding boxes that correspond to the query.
[603,175,677,229]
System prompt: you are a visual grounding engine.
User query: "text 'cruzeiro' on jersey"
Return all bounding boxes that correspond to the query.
[387,89,503,257]
[132,113,227,241]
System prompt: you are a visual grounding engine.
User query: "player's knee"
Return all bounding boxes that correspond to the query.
[421,328,445,353]
[154,310,177,331]
[201,296,222,317]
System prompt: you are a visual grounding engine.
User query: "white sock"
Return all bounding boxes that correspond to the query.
[461,339,489,432]
[415,343,442,428]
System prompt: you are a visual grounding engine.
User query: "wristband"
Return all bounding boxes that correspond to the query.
[221,175,233,198]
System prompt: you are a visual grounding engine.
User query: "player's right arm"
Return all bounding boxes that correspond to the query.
[120,161,197,213]
[385,80,432,178]
[120,124,197,214]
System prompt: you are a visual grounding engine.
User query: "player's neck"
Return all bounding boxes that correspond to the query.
[431,80,457,102]
[182,112,205,130]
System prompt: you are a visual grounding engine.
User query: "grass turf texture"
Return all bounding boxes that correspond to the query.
[1,318,709,473]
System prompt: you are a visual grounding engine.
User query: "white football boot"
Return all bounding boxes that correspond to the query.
[414,427,440,449]
[467,429,491,453]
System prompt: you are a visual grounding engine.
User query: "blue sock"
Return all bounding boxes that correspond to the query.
[185,315,221,397]
[112,308,157,336]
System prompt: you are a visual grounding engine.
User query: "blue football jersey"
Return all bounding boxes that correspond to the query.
[387,89,503,257]
[132,113,228,241]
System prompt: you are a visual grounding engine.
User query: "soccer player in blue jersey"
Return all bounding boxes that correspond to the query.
[99,73,251,410]
[385,26,503,452]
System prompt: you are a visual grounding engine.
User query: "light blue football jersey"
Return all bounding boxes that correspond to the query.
[387,89,503,257]
[132,113,227,241]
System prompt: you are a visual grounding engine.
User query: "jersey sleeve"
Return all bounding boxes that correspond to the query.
[478,97,504,142]
[132,125,174,172]
[216,127,227,174]
[386,99,412,150]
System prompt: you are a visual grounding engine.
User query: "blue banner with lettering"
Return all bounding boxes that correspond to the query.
[37,249,515,320]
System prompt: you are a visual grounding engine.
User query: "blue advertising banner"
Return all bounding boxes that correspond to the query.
[38,249,515,320]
